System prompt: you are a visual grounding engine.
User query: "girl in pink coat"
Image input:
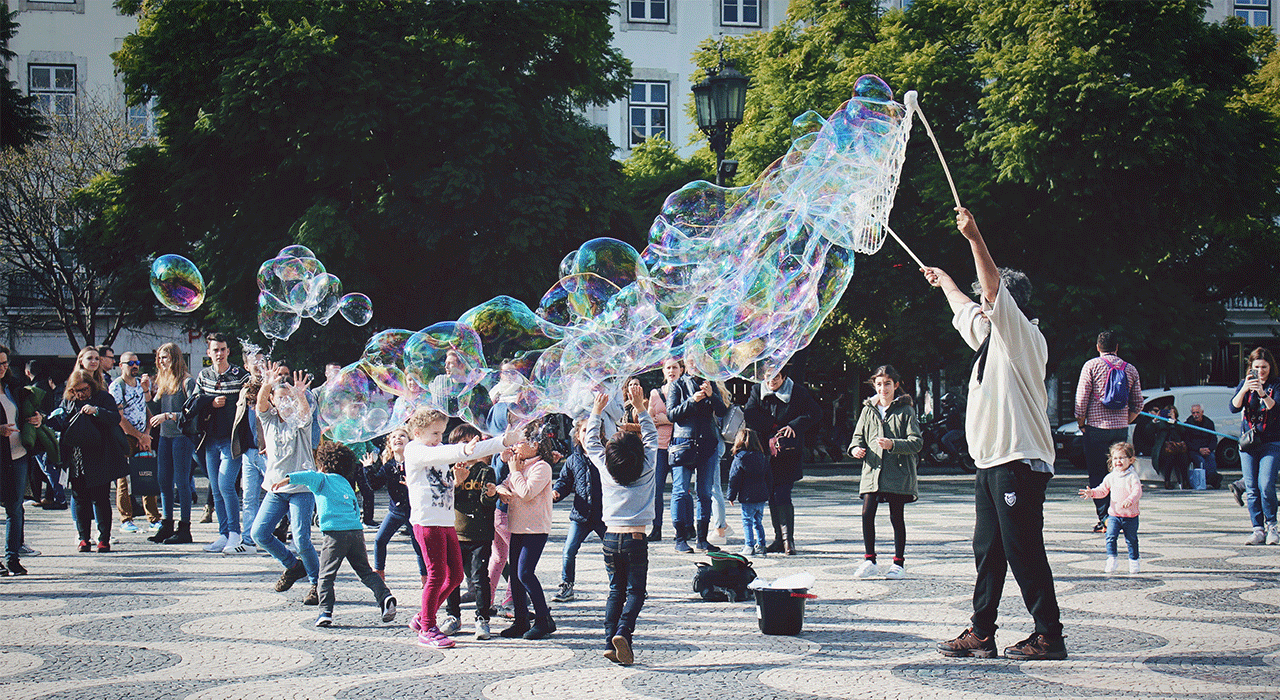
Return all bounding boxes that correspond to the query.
[1079,442,1143,574]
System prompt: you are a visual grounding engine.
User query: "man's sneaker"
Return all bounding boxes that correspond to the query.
[1229,481,1246,507]
[149,521,164,531]
[1246,527,1266,545]
[753,543,767,556]
[18,544,40,557]
[222,532,250,555]
[6,560,27,576]
[315,611,333,627]
[552,582,575,603]
[738,545,754,556]
[438,615,461,636]
[96,541,111,553]
[475,618,490,640]
[1104,557,1117,574]
[203,534,229,553]
[1128,559,1141,574]
[853,560,879,579]
[1003,633,1068,660]
[275,561,307,592]
[674,540,694,554]
[417,628,455,648]
[608,634,634,665]
[884,563,904,579]
[1267,522,1280,545]
[77,541,92,553]
[303,585,319,606]
[938,628,998,658]
[381,596,397,623]
[120,521,139,534]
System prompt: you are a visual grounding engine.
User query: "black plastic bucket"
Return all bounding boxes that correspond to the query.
[754,588,816,635]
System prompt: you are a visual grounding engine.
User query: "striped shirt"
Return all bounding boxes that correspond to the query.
[1075,354,1143,429]
[197,365,249,440]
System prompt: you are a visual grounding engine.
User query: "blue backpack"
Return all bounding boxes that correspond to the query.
[1100,357,1129,410]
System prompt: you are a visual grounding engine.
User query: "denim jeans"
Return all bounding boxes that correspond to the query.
[739,502,766,549]
[1188,449,1218,483]
[671,438,716,527]
[34,454,65,504]
[202,438,242,536]
[560,519,601,585]
[602,531,648,647]
[1105,515,1139,560]
[251,490,319,585]
[373,507,427,575]
[157,435,195,522]
[1241,441,1280,529]
[240,449,265,544]
[3,455,29,561]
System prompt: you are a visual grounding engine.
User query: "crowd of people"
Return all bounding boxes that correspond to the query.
[1,209,1276,666]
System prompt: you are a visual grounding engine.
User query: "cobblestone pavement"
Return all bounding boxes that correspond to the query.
[2,466,1277,699]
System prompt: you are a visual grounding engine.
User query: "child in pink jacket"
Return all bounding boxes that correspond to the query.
[1079,442,1143,574]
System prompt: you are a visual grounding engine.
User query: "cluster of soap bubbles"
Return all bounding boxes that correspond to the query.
[149,254,205,313]
[320,76,913,442]
[256,245,374,341]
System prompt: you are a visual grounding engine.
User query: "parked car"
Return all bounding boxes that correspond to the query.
[1054,385,1240,470]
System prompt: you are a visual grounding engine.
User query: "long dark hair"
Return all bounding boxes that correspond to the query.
[867,364,912,405]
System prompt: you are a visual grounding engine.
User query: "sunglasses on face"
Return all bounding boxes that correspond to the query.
[126,360,142,366]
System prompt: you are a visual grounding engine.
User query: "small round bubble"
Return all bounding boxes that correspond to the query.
[149,255,204,312]
[339,293,373,326]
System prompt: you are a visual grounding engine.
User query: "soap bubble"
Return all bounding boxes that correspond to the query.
[257,292,301,341]
[319,363,410,444]
[278,244,316,259]
[360,329,414,397]
[571,238,647,291]
[338,293,373,326]
[149,254,204,312]
[458,296,561,369]
[303,273,342,324]
[403,322,487,403]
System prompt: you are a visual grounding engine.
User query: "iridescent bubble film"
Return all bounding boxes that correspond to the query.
[320,75,913,440]
[254,245,372,342]
[318,362,410,443]
[149,254,205,312]
[339,293,373,326]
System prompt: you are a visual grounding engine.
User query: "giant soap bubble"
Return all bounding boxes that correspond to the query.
[150,254,205,312]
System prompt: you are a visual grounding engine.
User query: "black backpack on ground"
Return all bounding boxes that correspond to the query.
[693,551,757,602]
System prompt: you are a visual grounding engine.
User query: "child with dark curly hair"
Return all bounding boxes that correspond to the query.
[274,441,397,628]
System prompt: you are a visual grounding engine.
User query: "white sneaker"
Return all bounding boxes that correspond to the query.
[1128,559,1141,574]
[438,615,461,636]
[204,534,229,553]
[854,560,879,578]
[475,618,491,640]
[1104,557,1117,574]
[1267,523,1280,545]
[708,528,727,545]
[1246,528,1266,545]
[222,532,250,555]
[738,545,754,556]
[884,563,904,579]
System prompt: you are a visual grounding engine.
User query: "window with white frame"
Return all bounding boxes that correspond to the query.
[28,64,76,119]
[722,0,760,26]
[628,0,667,23]
[1236,0,1270,26]
[127,97,157,137]
[629,81,668,146]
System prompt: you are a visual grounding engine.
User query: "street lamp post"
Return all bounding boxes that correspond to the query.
[692,52,749,187]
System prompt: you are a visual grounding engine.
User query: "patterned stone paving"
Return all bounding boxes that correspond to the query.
[1,466,1277,699]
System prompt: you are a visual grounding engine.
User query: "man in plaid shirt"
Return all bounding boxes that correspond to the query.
[1075,331,1143,532]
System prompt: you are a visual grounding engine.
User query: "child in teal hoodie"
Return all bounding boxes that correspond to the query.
[276,442,396,628]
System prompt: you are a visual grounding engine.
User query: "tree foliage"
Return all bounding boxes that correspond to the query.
[94,0,632,369]
[0,90,155,350]
[701,0,1280,388]
[1,2,46,152]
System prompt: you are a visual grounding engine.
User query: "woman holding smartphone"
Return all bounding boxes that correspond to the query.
[1230,347,1280,545]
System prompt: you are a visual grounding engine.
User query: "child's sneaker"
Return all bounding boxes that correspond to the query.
[854,559,879,578]
[417,627,455,648]
[222,532,250,555]
[303,585,319,606]
[438,615,461,636]
[409,614,424,632]
[552,582,575,603]
[1104,557,1117,574]
[884,563,905,579]
[475,618,490,640]
[315,611,333,627]
[203,534,228,553]
[381,595,397,623]
[753,543,767,557]
[738,545,754,556]
[1128,559,1141,574]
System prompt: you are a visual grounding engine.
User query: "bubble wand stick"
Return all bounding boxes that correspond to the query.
[884,223,927,270]
[904,90,963,210]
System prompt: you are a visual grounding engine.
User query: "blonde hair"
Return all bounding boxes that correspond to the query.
[75,346,106,391]
[1108,441,1136,469]
[154,342,190,397]
[407,408,448,435]
[63,369,97,401]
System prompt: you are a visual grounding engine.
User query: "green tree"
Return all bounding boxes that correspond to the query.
[618,136,712,239]
[1,2,46,152]
[92,0,631,369]
[701,0,1280,390]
